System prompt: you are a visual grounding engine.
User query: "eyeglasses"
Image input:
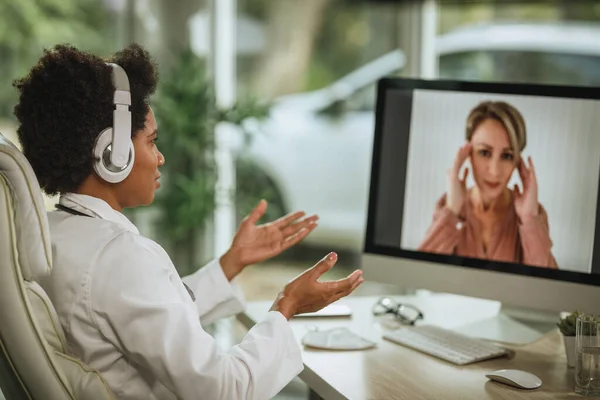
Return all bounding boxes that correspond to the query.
[372,297,424,326]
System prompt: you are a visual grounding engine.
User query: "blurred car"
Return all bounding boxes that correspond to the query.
[235,49,405,251]
[436,21,600,85]
[235,21,600,252]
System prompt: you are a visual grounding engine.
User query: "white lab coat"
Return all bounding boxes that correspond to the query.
[38,193,303,400]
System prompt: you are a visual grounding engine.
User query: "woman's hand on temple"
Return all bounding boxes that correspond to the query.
[269,252,364,320]
[514,156,539,222]
[220,200,318,280]
[446,143,471,215]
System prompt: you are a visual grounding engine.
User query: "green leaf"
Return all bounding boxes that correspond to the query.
[150,49,270,271]
[0,0,110,117]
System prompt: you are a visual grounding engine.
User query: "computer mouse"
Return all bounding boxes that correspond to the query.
[485,369,542,390]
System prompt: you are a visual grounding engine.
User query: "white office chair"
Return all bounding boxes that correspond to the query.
[0,133,114,399]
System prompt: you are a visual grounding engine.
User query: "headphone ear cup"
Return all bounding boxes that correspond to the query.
[93,128,135,183]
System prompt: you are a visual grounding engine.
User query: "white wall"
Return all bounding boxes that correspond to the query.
[400,89,600,273]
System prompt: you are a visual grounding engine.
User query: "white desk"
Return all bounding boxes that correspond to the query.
[236,294,577,400]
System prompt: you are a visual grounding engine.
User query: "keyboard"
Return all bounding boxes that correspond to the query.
[383,325,510,365]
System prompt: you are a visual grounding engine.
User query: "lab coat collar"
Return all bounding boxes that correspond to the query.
[58,193,140,235]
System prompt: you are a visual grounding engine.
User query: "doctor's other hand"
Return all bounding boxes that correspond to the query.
[220,199,318,281]
[446,142,471,216]
[269,252,364,320]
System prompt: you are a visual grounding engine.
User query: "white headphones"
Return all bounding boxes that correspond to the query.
[92,63,135,183]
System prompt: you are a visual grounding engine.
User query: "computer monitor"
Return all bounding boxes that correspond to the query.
[363,77,600,344]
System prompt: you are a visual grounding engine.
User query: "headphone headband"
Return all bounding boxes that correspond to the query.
[108,63,130,92]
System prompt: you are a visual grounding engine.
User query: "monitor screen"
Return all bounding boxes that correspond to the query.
[365,78,600,287]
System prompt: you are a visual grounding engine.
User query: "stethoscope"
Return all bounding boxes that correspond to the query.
[54,203,197,302]
[55,203,94,217]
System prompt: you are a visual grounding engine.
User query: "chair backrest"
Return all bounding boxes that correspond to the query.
[0,133,114,400]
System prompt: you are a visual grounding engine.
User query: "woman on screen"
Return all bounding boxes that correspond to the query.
[418,100,558,269]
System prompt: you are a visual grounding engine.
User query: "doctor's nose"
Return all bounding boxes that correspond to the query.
[158,151,165,167]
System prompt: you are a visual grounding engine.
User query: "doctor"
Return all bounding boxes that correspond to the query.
[12,43,363,400]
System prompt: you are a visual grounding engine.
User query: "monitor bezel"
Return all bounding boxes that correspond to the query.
[364,77,600,288]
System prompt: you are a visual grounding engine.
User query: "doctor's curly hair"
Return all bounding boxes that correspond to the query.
[12,43,158,195]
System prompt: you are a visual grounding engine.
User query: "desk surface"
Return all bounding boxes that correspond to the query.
[237,294,578,400]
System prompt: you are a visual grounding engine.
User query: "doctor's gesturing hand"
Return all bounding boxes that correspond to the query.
[219,199,319,280]
[270,252,364,320]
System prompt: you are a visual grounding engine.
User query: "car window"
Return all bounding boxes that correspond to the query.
[439,51,600,86]
[344,83,377,113]
[320,82,378,117]
[438,51,495,82]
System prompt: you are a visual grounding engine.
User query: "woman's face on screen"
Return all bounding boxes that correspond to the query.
[469,118,516,202]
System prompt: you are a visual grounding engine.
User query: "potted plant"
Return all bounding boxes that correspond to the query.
[557,311,580,368]
[150,49,269,276]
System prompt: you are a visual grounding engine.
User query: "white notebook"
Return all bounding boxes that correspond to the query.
[293,304,352,318]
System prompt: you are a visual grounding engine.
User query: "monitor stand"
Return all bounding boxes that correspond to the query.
[451,304,560,345]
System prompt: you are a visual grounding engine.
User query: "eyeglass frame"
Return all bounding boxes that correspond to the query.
[372,296,424,326]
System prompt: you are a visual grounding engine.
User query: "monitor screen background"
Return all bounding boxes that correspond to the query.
[401,89,600,274]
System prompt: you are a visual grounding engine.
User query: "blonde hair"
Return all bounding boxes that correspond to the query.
[466,101,526,161]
